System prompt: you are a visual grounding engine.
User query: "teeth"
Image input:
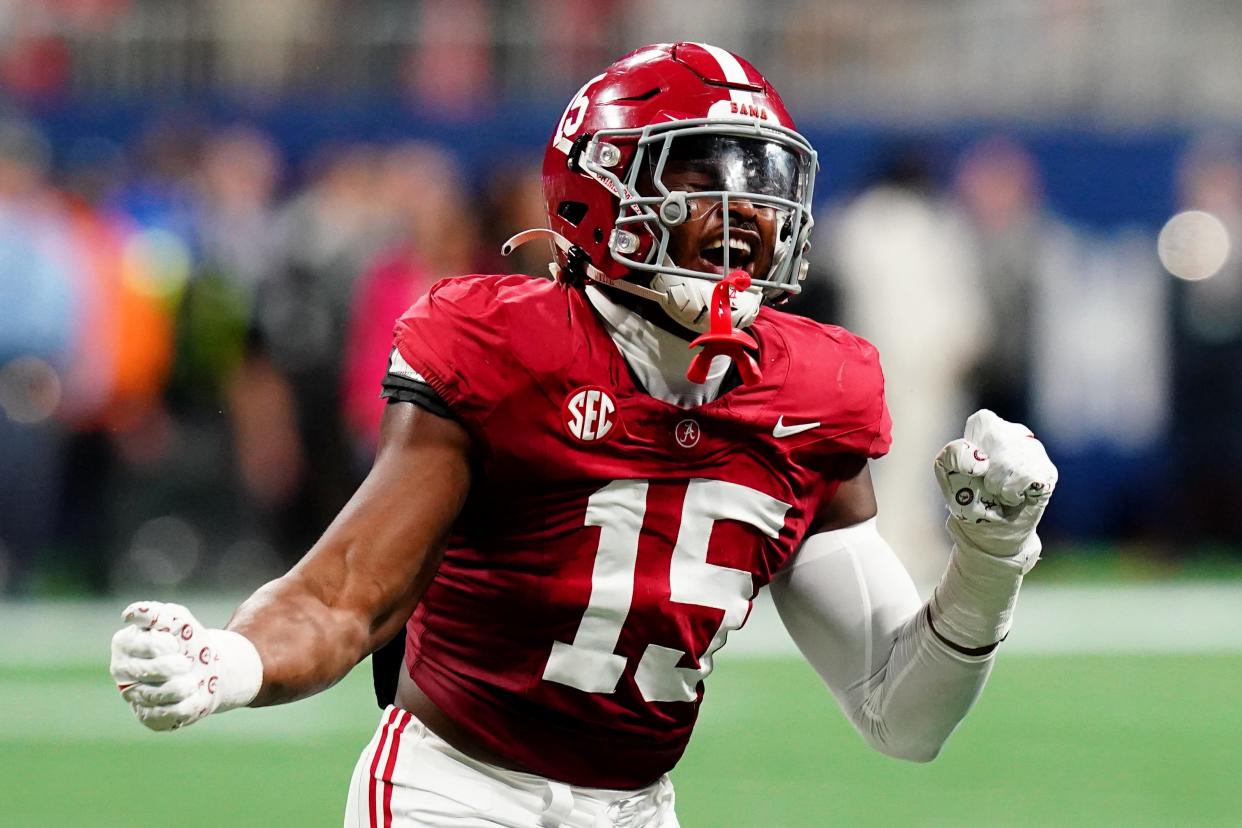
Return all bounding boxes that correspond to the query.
[703,238,752,256]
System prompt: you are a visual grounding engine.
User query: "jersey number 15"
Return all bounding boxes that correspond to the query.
[542,478,791,703]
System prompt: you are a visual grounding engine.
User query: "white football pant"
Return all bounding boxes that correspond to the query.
[345,706,680,828]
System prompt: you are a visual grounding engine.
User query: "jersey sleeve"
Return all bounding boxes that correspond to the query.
[824,328,892,459]
[856,337,892,459]
[391,276,523,428]
[380,347,455,420]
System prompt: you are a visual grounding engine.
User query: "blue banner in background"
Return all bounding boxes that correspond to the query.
[21,98,1188,230]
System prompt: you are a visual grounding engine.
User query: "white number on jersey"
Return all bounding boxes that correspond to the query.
[541,479,791,702]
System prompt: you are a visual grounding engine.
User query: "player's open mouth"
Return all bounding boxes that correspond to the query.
[697,229,760,274]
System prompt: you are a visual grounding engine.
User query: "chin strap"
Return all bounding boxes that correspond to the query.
[687,270,763,386]
[503,229,763,387]
[502,229,665,303]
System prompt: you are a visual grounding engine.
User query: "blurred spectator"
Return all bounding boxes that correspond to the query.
[405,0,493,112]
[824,151,988,589]
[109,118,203,242]
[1028,225,1171,544]
[195,126,285,295]
[261,144,387,369]
[953,134,1174,544]
[55,138,177,593]
[211,0,328,99]
[0,117,77,593]
[477,159,549,278]
[528,0,616,92]
[173,127,284,410]
[954,137,1057,426]
[0,118,73,366]
[236,144,389,561]
[1169,136,1242,545]
[342,144,478,458]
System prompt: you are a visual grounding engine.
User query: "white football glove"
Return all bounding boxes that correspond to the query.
[928,410,1058,648]
[934,409,1058,566]
[110,601,263,732]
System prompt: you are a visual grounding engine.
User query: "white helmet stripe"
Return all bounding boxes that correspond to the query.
[691,42,755,106]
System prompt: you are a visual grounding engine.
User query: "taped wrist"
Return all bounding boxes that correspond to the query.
[944,511,1043,562]
[209,629,264,712]
[929,534,1035,650]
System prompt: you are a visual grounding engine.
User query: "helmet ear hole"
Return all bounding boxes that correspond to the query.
[593,227,604,243]
[557,200,589,227]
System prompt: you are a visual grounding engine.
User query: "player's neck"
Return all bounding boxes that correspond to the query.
[601,278,697,341]
[584,284,729,409]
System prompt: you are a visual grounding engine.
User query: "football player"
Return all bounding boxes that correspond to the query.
[110,43,1056,827]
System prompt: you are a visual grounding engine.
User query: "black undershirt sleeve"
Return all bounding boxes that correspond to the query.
[380,374,455,420]
[371,632,406,709]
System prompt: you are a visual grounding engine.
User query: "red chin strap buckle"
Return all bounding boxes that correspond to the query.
[687,270,763,386]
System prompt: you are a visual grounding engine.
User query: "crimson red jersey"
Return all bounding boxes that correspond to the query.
[392,274,890,789]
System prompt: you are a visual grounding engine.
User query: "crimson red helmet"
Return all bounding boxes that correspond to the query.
[539,42,817,299]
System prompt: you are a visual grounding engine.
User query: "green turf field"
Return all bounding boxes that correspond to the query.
[4,652,1240,826]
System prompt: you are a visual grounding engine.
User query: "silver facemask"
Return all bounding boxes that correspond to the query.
[575,118,817,332]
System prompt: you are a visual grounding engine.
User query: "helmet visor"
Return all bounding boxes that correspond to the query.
[604,118,817,296]
[653,134,810,205]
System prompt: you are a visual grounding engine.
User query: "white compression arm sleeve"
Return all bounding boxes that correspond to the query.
[770,518,1016,762]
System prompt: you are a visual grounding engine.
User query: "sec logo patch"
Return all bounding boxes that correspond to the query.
[564,386,618,442]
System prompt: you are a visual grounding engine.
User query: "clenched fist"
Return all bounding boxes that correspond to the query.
[110,601,263,732]
[934,410,1058,565]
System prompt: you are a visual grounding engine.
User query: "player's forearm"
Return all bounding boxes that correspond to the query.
[928,524,1036,651]
[844,410,1057,759]
[226,574,381,706]
[226,506,449,707]
[110,403,469,731]
[847,604,996,762]
[840,532,1035,759]
[839,537,1031,761]
[227,406,467,706]
[772,519,1009,762]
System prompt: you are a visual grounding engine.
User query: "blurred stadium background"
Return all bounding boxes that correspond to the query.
[2,1,1242,825]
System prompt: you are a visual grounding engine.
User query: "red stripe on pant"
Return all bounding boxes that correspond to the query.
[369,708,401,828]
[381,711,413,825]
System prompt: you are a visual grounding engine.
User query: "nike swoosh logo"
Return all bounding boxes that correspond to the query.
[773,417,821,438]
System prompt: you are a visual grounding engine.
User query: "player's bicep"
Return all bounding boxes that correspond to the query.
[771,519,920,700]
[289,401,471,649]
[811,456,878,533]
